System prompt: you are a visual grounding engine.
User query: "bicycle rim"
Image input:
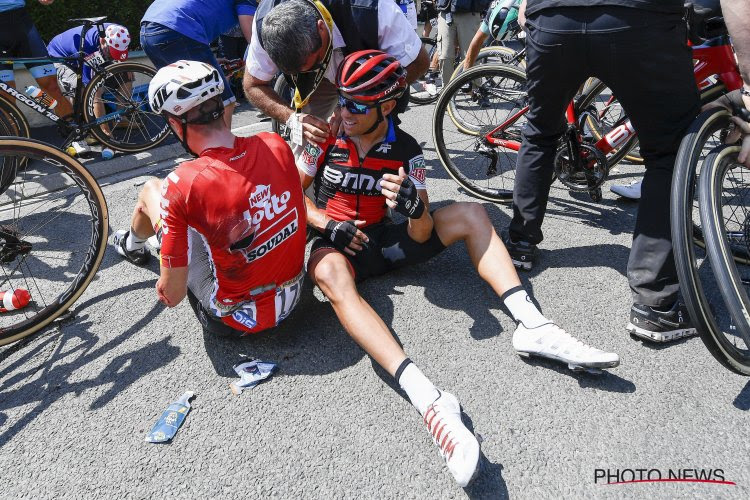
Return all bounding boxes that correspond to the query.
[699,145,750,373]
[84,62,170,153]
[433,64,525,202]
[450,46,522,83]
[0,94,31,139]
[0,138,108,346]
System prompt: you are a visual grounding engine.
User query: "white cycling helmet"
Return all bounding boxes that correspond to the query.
[104,24,131,61]
[148,60,224,116]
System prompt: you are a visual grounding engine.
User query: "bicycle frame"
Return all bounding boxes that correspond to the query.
[483,36,741,157]
[0,21,122,136]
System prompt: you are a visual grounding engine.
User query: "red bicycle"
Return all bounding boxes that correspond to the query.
[432,31,741,203]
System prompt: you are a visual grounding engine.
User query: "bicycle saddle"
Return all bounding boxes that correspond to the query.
[67,16,108,26]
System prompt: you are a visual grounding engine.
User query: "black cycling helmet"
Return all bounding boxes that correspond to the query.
[336,50,407,106]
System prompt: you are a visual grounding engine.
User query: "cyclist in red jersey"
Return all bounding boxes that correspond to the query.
[300,50,620,487]
[112,60,306,336]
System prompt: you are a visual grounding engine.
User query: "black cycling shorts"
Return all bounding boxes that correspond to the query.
[309,219,446,282]
[0,8,56,80]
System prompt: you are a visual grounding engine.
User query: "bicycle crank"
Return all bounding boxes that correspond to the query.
[553,142,608,195]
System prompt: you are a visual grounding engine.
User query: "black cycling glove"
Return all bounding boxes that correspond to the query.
[324,219,361,251]
[393,176,425,219]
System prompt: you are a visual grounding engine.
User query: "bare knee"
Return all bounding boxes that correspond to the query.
[136,177,162,216]
[311,254,356,304]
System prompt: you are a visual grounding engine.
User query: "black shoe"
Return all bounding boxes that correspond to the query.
[501,230,538,271]
[113,229,150,266]
[627,302,698,343]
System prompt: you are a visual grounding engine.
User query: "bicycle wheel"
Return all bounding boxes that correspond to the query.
[409,37,440,105]
[449,46,524,82]
[699,144,750,373]
[271,74,294,141]
[670,107,748,373]
[0,94,31,139]
[433,63,526,202]
[579,78,642,165]
[83,62,170,153]
[0,137,108,346]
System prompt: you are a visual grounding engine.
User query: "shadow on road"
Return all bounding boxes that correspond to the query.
[517,356,636,393]
[0,279,177,448]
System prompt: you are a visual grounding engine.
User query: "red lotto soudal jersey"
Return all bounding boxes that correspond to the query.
[159,133,306,332]
[296,118,427,227]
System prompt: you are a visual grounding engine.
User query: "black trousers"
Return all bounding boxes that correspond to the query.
[509,7,700,308]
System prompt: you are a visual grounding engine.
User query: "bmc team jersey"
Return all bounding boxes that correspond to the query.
[297,118,427,227]
[160,133,306,333]
[48,24,113,85]
[142,0,258,45]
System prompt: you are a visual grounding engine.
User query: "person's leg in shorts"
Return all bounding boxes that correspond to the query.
[0,7,72,117]
[306,231,481,486]
[437,11,458,87]
[140,22,236,127]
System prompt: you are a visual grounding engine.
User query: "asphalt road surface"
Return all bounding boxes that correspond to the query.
[1,99,749,499]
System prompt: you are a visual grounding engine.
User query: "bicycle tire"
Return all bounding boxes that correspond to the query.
[698,144,750,373]
[0,137,108,346]
[670,107,749,374]
[449,46,524,82]
[271,74,294,141]
[0,93,31,139]
[83,62,170,153]
[409,37,440,105]
[433,63,526,202]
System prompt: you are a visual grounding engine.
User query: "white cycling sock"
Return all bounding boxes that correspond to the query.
[396,359,439,416]
[126,229,147,252]
[502,286,549,329]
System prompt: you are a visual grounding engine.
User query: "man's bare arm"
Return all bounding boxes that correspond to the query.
[721,0,750,86]
[243,74,295,123]
[405,48,430,84]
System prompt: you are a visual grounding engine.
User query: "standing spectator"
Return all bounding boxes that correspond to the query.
[140,0,258,127]
[505,0,702,342]
[435,0,487,88]
[0,0,73,117]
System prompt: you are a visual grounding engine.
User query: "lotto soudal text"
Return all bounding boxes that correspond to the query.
[594,468,734,485]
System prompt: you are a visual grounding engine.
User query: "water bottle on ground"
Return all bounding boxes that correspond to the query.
[24,85,57,110]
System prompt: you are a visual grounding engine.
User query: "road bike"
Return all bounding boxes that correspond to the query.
[0,136,108,346]
[432,62,639,203]
[0,16,169,153]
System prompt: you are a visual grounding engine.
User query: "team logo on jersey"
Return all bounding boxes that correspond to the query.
[376,143,392,154]
[322,164,385,196]
[301,142,323,166]
[251,184,271,209]
[408,156,426,185]
[328,147,350,162]
[241,209,299,263]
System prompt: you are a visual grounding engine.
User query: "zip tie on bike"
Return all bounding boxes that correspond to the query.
[285,113,304,146]
[230,359,278,395]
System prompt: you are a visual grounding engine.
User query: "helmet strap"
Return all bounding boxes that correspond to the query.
[362,105,384,135]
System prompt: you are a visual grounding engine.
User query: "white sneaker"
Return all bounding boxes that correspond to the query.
[610,180,642,199]
[512,322,620,372]
[422,391,480,487]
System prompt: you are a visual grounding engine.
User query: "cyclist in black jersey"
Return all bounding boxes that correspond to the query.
[299,50,620,487]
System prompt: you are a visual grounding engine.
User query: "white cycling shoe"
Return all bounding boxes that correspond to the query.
[423,391,480,488]
[610,180,642,200]
[513,322,620,373]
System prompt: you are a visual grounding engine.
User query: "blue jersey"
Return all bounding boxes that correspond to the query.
[142,0,258,45]
[48,24,112,85]
[0,0,25,13]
